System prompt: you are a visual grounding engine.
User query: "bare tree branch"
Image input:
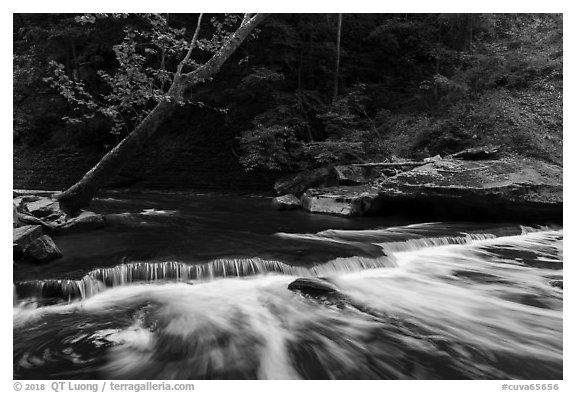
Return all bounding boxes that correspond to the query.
[176,13,203,76]
[241,14,252,27]
[182,13,269,84]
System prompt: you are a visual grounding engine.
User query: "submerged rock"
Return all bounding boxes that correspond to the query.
[271,194,301,210]
[23,235,62,263]
[301,185,383,217]
[375,158,562,220]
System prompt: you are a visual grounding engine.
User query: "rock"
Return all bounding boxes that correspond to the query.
[13,197,26,212]
[288,278,343,297]
[23,235,62,263]
[54,210,106,233]
[13,225,43,250]
[25,198,61,219]
[450,145,500,160]
[271,194,301,210]
[551,280,563,290]
[375,158,562,220]
[274,165,337,196]
[301,185,383,217]
[16,212,56,230]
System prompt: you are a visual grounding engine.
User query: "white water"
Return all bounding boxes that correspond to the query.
[13,225,563,379]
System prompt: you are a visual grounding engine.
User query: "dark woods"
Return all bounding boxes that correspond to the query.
[14,14,563,174]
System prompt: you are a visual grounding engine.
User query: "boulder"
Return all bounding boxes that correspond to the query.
[271,194,301,210]
[54,210,106,234]
[375,158,562,220]
[274,165,337,197]
[301,185,383,217]
[23,235,62,263]
[288,277,340,296]
[13,225,43,251]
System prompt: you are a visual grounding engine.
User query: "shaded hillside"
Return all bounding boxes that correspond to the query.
[13,14,562,191]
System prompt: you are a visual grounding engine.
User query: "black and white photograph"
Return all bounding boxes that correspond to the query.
[10,5,567,386]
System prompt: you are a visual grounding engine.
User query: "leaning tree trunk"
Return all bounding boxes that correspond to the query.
[57,98,177,214]
[57,13,269,214]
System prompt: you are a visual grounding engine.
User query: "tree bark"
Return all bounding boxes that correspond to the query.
[57,13,269,214]
[332,13,343,104]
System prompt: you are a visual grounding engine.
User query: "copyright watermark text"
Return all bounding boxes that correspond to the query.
[13,382,194,393]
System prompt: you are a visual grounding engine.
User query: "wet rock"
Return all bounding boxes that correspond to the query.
[551,280,563,290]
[288,278,341,297]
[23,235,62,263]
[54,210,106,234]
[274,165,337,197]
[25,198,61,219]
[25,197,55,213]
[272,194,301,210]
[13,225,43,251]
[301,185,383,217]
[16,213,56,230]
[374,158,562,220]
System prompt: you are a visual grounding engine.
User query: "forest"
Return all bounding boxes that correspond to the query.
[14,13,563,193]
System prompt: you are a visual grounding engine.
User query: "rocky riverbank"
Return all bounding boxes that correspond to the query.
[13,190,106,264]
[271,150,563,221]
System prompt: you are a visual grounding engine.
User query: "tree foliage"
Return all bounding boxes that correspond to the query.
[14,13,563,172]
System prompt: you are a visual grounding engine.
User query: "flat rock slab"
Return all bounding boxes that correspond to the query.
[301,185,382,217]
[375,158,562,219]
[377,159,562,202]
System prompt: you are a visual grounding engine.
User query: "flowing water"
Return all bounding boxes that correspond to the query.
[13,191,563,379]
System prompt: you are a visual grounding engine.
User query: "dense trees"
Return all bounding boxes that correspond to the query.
[16,13,269,212]
[14,14,563,206]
